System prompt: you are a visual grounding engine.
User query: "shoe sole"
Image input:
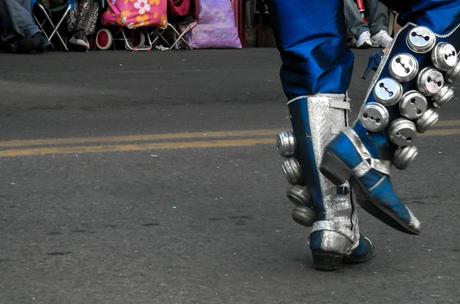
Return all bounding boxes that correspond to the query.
[320,150,420,235]
[343,246,374,264]
[69,38,90,51]
[312,251,343,271]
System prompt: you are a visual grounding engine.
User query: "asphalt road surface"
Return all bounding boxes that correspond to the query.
[0,49,459,304]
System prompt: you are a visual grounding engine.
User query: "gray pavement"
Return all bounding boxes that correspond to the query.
[0,49,459,304]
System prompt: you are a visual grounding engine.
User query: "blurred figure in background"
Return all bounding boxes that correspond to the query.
[67,0,99,51]
[42,0,99,51]
[344,0,393,48]
[0,0,50,53]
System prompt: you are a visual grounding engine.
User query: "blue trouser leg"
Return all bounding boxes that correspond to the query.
[269,0,354,98]
[0,0,40,42]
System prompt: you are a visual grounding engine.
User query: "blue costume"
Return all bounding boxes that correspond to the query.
[271,0,460,270]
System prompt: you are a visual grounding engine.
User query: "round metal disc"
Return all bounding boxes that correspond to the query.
[389,53,419,82]
[406,26,436,53]
[417,67,444,96]
[373,77,403,106]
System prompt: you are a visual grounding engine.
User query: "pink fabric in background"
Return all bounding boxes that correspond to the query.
[185,0,242,49]
[102,0,168,29]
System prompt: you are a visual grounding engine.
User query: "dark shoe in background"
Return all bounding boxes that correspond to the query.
[69,30,90,51]
[32,32,52,52]
[4,37,41,53]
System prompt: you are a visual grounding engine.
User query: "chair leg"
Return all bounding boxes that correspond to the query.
[168,22,195,50]
[34,4,71,51]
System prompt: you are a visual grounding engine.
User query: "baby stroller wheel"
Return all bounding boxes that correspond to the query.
[96,28,113,50]
[125,30,146,50]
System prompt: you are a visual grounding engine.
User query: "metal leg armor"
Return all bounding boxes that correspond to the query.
[277,95,375,270]
[270,0,373,270]
[321,8,460,235]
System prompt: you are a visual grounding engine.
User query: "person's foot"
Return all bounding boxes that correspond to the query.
[356,31,373,49]
[4,37,41,53]
[69,30,90,51]
[32,32,51,52]
[343,235,374,264]
[371,30,393,48]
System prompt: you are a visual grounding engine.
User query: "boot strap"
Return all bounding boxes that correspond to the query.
[343,129,391,177]
[312,220,357,244]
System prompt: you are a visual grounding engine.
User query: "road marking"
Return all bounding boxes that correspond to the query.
[0,138,274,158]
[0,125,458,158]
[1,119,460,149]
[0,129,280,149]
[436,120,460,128]
[419,128,460,137]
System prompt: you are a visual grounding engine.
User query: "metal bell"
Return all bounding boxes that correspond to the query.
[373,77,403,106]
[417,67,444,96]
[432,85,456,108]
[416,108,439,133]
[276,131,296,157]
[388,119,417,146]
[393,146,418,170]
[389,53,419,82]
[360,102,390,132]
[431,42,458,71]
[281,157,304,185]
[445,59,460,84]
[399,90,428,120]
[286,185,311,207]
[406,26,436,53]
[291,206,316,227]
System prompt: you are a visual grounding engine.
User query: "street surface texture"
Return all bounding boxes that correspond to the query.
[0,49,459,304]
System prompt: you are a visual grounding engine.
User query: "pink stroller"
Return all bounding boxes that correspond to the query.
[95,0,168,50]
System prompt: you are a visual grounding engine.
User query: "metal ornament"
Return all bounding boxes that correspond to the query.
[431,42,458,71]
[432,85,456,108]
[417,67,444,96]
[281,157,304,185]
[276,131,296,157]
[360,102,390,132]
[393,146,418,170]
[399,90,428,120]
[406,26,436,53]
[389,53,419,82]
[291,206,316,227]
[388,119,417,146]
[373,77,403,106]
[286,185,311,207]
[416,108,439,133]
[445,59,460,84]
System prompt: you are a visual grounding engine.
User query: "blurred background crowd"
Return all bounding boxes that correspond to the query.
[0,0,395,53]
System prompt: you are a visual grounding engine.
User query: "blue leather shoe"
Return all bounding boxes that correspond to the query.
[320,125,421,234]
[343,235,374,264]
[321,22,460,235]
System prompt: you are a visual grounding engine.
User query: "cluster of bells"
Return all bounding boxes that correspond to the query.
[275,26,460,228]
[276,130,317,227]
[360,26,459,170]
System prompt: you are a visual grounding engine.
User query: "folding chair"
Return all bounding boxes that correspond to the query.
[32,0,71,51]
[149,22,194,50]
[149,0,198,50]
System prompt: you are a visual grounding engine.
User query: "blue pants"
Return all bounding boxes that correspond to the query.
[0,0,40,42]
[269,0,460,99]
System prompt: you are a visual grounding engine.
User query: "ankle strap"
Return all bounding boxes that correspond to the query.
[343,129,391,177]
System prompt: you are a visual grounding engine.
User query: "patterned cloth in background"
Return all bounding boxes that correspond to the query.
[67,0,99,35]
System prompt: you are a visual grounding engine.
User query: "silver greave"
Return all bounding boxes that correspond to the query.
[278,94,360,254]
